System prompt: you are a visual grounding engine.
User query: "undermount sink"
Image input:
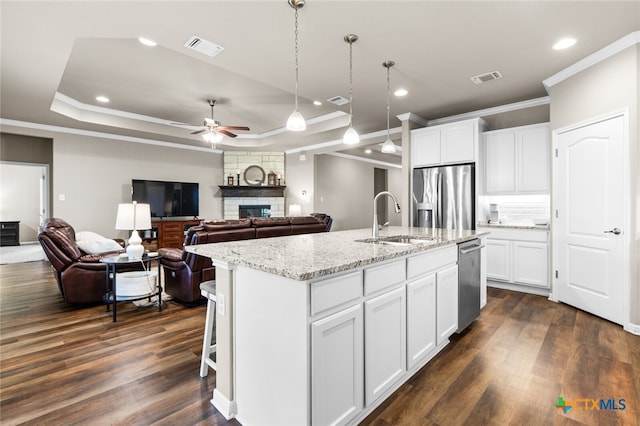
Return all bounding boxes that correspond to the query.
[356,235,436,247]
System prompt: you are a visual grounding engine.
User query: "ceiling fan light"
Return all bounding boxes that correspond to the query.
[381,139,396,153]
[343,126,360,145]
[202,131,223,144]
[287,109,307,131]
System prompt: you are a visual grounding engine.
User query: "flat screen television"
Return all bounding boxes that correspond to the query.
[132,179,199,218]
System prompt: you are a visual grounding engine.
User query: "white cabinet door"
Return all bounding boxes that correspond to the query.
[442,122,475,164]
[364,286,406,407]
[406,274,436,370]
[486,239,511,281]
[411,129,440,167]
[311,304,363,426]
[512,241,548,288]
[517,125,549,192]
[436,264,458,346]
[484,131,516,193]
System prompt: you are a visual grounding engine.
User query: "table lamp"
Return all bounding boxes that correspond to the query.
[115,201,151,259]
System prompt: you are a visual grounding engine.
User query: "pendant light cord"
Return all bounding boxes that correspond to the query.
[293,7,300,110]
[348,40,354,126]
[386,65,391,140]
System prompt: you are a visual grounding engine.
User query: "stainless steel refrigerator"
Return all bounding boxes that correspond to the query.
[412,163,475,230]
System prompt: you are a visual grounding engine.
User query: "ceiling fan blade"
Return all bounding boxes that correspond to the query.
[190,129,207,135]
[220,125,250,131]
[218,129,238,138]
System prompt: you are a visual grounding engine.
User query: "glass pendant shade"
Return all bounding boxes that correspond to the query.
[287,109,307,131]
[381,138,396,153]
[343,126,360,145]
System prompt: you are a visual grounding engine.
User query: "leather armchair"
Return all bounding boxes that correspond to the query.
[38,218,140,304]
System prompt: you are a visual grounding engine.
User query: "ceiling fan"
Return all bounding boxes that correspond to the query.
[190,99,250,141]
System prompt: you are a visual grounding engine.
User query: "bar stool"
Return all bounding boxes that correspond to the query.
[199,280,217,377]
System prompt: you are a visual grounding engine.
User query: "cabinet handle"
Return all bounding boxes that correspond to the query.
[604,228,621,235]
[460,244,485,254]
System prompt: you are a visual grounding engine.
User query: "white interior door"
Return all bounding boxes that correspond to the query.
[554,114,625,325]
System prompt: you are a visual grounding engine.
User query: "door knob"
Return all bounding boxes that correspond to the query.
[604,228,621,235]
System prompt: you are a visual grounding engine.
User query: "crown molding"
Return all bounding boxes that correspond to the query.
[325,151,402,169]
[396,112,429,127]
[543,31,640,91]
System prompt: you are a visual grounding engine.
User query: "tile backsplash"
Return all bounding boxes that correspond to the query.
[478,194,550,224]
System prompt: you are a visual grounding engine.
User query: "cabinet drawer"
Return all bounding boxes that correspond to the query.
[364,259,406,296]
[407,246,457,280]
[311,271,362,316]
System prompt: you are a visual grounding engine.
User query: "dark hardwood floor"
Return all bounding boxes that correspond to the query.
[1,261,638,425]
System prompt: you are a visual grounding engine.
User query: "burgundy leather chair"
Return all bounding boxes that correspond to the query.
[38,218,141,304]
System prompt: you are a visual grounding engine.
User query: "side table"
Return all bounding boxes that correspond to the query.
[101,253,163,322]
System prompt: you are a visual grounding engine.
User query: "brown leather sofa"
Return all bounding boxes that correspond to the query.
[159,214,332,304]
[38,218,142,304]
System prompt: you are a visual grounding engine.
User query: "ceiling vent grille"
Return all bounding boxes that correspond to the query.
[470,70,503,85]
[184,35,224,58]
[327,95,350,106]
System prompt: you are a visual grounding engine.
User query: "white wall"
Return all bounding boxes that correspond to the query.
[52,134,223,239]
[285,153,315,216]
[314,154,402,231]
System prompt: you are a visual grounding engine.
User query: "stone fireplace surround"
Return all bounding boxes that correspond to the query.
[222,151,286,220]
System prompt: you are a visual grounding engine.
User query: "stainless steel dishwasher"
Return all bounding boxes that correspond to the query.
[457,239,483,332]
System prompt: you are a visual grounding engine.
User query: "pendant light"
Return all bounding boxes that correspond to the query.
[381,60,397,154]
[286,0,306,131]
[343,34,359,145]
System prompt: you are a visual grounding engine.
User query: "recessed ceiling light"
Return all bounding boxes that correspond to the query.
[96,96,110,103]
[394,88,408,97]
[553,38,576,50]
[138,37,157,47]
[365,149,372,154]
[313,100,322,106]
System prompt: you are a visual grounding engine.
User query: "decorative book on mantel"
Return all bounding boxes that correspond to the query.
[218,185,286,198]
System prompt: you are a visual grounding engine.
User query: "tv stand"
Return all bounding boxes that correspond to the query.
[152,218,201,249]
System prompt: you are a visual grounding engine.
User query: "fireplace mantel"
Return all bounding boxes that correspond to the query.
[219,185,286,198]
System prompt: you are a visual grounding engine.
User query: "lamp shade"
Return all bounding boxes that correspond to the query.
[115,202,151,230]
[286,110,307,131]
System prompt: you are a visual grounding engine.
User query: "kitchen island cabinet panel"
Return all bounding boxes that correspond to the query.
[406,274,436,369]
[436,264,459,346]
[364,286,406,407]
[312,304,363,426]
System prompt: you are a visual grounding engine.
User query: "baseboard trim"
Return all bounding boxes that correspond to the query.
[624,323,640,336]
[487,280,550,297]
[211,389,237,420]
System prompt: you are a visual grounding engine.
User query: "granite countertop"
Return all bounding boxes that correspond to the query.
[187,226,487,281]
[477,221,550,230]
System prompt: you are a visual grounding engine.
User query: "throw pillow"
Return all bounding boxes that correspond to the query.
[76,238,124,255]
[75,231,108,241]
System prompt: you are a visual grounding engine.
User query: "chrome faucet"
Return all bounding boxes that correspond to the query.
[372,191,401,238]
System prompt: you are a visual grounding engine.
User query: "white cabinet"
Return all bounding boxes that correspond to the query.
[436,264,459,345]
[486,238,511,281]
[406,274,436,370]
[311,304,363,426]
[483,123,550,194]
[364,286,406,406]
[479,227,549,291]
[512,241,549,287]
[411,118,487,167]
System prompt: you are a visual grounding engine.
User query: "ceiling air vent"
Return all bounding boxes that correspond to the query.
[327,95,350,106]
[470,70,503,85]
[184,35,224,58]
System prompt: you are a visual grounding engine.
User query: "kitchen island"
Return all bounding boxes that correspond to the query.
[188,226,486,426]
